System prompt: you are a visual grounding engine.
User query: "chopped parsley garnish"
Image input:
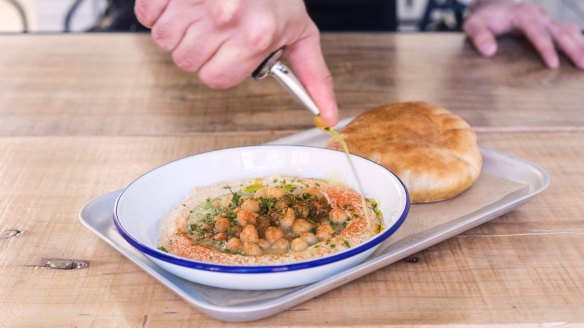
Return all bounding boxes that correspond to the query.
[231,193,241,206]
[222,185,241,206]
[225,211,237,224]
[366,198,383,219]
[223,185,233,193]
[259,197,278,216]
[189,223,208,236]
[157,246,168,252]
[181,177,359,257]
[302,193,317,200]
[341,238,350,248]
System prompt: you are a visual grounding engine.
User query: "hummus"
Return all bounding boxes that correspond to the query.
[157,175,382,265]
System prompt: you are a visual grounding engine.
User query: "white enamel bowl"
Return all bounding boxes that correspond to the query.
[113,145,409,290]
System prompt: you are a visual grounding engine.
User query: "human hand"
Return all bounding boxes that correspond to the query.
[463,1,584,69]
[134,0,339,126]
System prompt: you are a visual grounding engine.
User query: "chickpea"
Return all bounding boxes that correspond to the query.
[280,208,295,230]
[240,198,260,213]
[213,232,227,241]
[265,226,285,244]
[243,241,262,256]
[272,238,289,253]
[258,239,270,250]
[311,200,322,211]
[254,186,288,199]
[290,238,308,252]
[240,225,259,243]
[300,232,318,245]
[329,208,349,225]
[255,216,270,236]
[214,216,231,232]
[225,237,242,252]
[231,225,243,237]
[253,187,268,198]
[296,204,309,219]
[292,219,312,234]
[220,194,233,208]
[238,194,251,202]
[268,187,288,198]
[211,199,222,208]
[275,198,290,211]
[316,223,334,241]
[236,209,257,226]
[295,186,323,200]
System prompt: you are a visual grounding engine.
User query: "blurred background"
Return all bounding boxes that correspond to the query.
[1,0,584,33]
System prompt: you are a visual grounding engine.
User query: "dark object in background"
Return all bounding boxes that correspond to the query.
[86,0,398,32]
[419,0,466,31]
[85,0,146,32]
[306,0,397,31]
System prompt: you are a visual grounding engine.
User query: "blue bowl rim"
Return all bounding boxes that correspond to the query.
[113,144,410,274]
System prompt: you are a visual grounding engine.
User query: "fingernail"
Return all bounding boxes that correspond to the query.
[324,107,339,127]
[480,43,497,57]
[577,57,584,70]
[548,56,559,69]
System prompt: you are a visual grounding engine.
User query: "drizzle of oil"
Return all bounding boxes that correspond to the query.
[314,115,367,209]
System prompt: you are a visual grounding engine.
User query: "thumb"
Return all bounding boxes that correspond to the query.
[285,25,339,127]
[463,17,498,57]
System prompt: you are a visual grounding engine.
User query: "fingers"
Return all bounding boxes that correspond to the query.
[168,1,281,88]
[463,17,498,57]
[513,4,559,69]
[465,1,584,70]
[134,0,169,28]
[151,1,203,51]
[286,23,339,126]
[196,13,279,88]
[548,22,584,69]
[138,0,339,120]
[197,44,270,89]
[171,21,228,74]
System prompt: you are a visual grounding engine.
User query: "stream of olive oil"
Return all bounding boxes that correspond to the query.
[314,115,367,203]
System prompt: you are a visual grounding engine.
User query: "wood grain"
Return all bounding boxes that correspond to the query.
[1,33,583,327]
[1,131,583,327]
[1,34,584,137]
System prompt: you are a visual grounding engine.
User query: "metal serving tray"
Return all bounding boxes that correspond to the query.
[79,122,549,322]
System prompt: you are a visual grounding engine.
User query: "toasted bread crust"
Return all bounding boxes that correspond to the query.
[327,102,482,203]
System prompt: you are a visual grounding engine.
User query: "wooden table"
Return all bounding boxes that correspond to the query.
[1,33,583,327]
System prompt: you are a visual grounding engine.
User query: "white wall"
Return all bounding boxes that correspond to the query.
[397,0,584,31]
[1,0,106,32]
[0,0,35,32]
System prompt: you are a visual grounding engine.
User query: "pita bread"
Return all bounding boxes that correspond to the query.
[326,102,482,203]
